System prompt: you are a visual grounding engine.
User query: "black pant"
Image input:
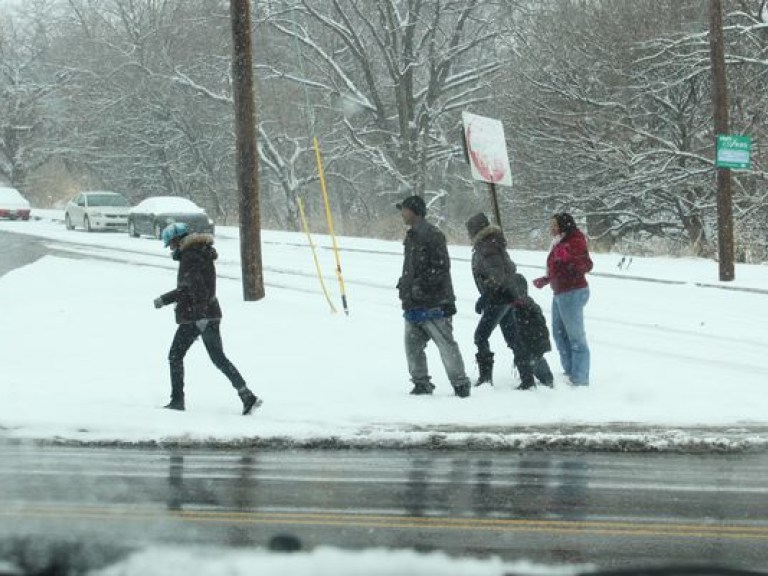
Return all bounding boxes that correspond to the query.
[168,320,246,400]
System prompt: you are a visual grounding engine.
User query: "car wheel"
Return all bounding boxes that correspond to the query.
[65,214,74,230]
[128,221,139,238]
[84,215,92,232]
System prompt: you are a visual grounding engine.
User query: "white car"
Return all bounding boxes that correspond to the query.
[64,191,131,232]
[0,186,31,220]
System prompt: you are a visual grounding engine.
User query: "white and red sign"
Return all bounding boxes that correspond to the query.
[462,111,512,187]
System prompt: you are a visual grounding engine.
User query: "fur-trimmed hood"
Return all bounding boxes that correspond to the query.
[180,233,215,250]
[173,233,217,263]
[180,233,217,258]
[472,224,506,248]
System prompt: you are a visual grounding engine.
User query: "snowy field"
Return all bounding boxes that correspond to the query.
[1,212,767,451]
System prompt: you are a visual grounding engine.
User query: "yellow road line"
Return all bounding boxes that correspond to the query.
[2,507,767,541]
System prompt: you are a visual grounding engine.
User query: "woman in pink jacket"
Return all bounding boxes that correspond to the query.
[533,213,593,386]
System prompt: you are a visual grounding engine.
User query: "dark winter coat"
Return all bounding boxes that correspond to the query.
[158,233,223,324]
[514,297,552,358]
[546,228,593,295]
[397,218,457,313]
[470,224,519,305]
[511,273,551,358]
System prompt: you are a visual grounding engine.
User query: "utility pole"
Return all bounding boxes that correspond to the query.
[708,0,735,281]
[230,0,264,300]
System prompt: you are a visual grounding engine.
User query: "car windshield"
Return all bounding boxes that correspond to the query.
[87,194,129,207]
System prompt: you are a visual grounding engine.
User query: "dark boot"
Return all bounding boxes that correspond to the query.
[475,352,494,387]
[164,396,185,411]
[515,357,536,391]
[453,383,471,398]
[410,382,435,395]
[238,387,262,415]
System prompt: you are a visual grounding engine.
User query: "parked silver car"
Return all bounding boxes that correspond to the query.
[64,191,131,232]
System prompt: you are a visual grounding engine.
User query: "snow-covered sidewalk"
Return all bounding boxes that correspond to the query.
[1,217,767,451]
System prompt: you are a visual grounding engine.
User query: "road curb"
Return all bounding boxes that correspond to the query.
[15,426,768,454]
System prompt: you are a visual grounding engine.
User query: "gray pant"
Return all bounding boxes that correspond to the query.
[404,317,471,389]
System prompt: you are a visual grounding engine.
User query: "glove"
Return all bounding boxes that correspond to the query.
[195,319,210,333]
[532,276,549,289]
[474,295,486,315]
[153,297,164,309]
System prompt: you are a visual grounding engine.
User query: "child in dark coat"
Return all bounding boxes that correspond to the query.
[511,273,554,387]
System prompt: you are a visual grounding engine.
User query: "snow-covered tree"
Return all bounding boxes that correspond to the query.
[265,0,507,205]
[0,1,69,195]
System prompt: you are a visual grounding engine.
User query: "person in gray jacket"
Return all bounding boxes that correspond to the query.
[467,212,535,390]
[396,195,471,398]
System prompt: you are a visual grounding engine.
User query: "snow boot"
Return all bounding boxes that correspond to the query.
[475,352,494,387]
[453,383,471,398]
[515,357,536,391]
[410,382,435,395]
[238,388,262,415]
[164,397,185,411]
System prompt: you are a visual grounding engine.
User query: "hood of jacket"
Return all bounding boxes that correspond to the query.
[179,233,217,257]
[472,224,506,249]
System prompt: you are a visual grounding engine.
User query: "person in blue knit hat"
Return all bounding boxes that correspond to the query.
[154,222,261,414]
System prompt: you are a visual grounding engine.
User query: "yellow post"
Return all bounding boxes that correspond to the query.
[313,136,349,315]
[298,197,337,314]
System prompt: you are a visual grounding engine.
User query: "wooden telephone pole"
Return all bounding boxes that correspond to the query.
[708,0,735,281]
[230,0,264,300]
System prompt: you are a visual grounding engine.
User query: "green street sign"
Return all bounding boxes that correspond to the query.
[716,134,751,169]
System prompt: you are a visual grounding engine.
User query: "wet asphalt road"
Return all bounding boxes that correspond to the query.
[1,444,767,571]
[0,230,48,279]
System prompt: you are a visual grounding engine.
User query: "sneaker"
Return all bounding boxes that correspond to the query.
[164,399,185,411]
[240,391,262,415]
[410,383,435,395]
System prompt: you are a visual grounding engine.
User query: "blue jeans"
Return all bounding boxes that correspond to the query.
[551,287,590,385]
[474,303,519,357]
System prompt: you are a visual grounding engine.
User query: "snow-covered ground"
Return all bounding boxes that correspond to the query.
[1,212,767,451]
[91,547,584,576]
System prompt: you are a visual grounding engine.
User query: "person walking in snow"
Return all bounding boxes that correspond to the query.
[466,212,535,390]
[532,212,593,386]
[396,195,472,398]
[511,273,554,387]
[153,222,261,414]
